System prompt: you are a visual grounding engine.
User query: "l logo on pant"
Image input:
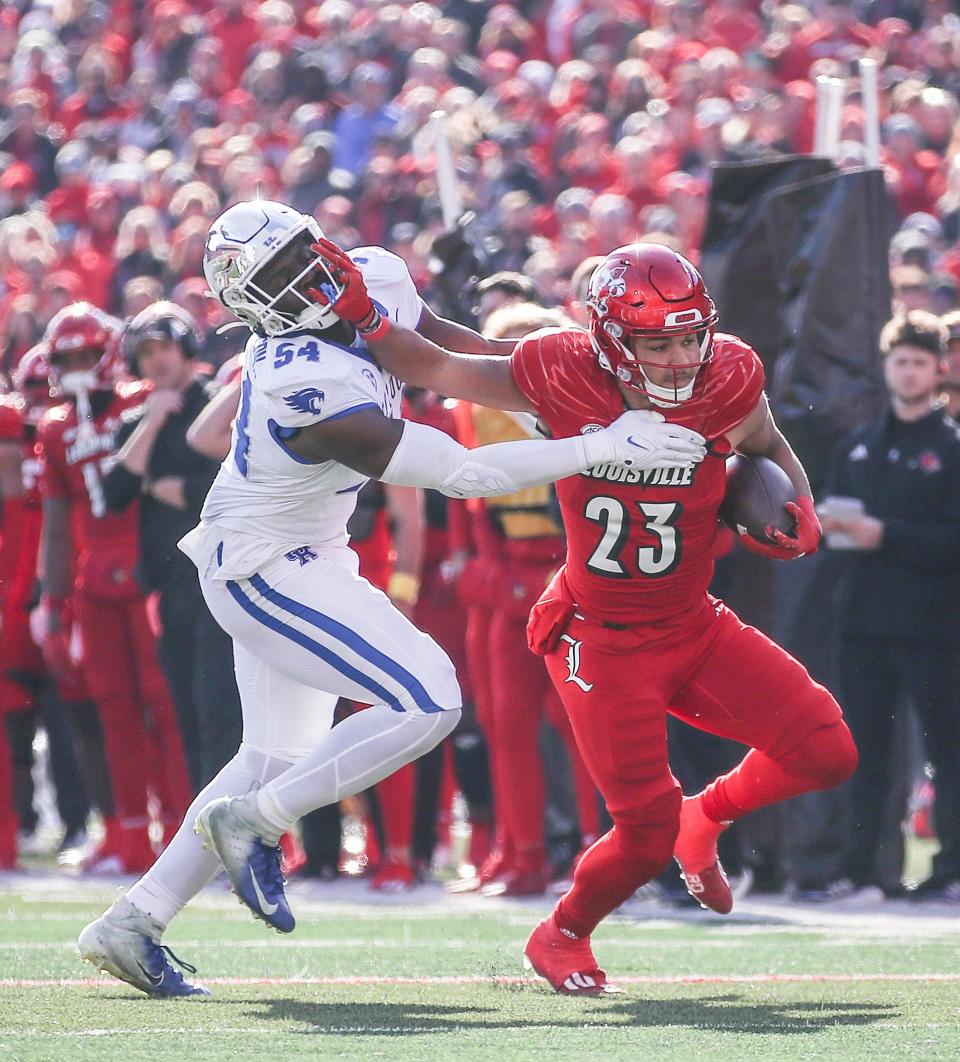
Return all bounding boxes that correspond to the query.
[559,634,594,692]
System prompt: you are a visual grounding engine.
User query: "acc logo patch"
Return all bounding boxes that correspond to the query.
[284,387,325,416]
[580,423,604,434]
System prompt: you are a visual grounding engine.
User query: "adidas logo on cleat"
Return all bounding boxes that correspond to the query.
[563,971,597,991]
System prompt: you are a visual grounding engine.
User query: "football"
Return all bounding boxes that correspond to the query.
[719,454,797,545]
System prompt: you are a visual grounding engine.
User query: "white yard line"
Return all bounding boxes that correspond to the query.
[3,972,960,988]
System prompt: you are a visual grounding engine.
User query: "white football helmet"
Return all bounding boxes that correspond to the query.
[203,200,344,336]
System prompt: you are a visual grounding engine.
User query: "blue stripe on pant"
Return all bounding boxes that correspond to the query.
[226,576,442,714]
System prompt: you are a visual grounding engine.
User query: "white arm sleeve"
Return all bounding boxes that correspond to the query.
[380,419,615,499]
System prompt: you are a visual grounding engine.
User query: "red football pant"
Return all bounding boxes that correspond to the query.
[548,599,856,937]
[76,594,192,835]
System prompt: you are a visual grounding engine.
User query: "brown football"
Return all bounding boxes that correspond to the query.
[719,454,797,545]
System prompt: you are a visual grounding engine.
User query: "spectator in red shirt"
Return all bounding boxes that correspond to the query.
[59,46,130,139]
[794,0,878,78]
[883,114,941,219]
[40,271,84,324]
[557,112,619,194]
[0,161,36,215]
[44,143,91,229]
[703,0,764,54]
[0,89,58,196]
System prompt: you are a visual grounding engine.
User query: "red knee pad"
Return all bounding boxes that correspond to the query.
[780,719,858,789]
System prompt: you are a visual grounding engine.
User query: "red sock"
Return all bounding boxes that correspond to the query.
[557,801,679,939]
[701,722,858,823]
[375,763,415,852]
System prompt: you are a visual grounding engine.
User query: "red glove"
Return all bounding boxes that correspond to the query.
[739,496,822,561]
[308,238,392,340]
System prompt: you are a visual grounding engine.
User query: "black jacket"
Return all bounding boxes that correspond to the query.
[826,406,960,640]
[102,379,220,592]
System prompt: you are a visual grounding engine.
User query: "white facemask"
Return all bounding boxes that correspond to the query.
[59,369,98,395]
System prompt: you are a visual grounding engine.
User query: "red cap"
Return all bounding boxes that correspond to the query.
[0,161,35,193]
[43,270,83,295]
[673,41,709,63]
[483,50,520,77]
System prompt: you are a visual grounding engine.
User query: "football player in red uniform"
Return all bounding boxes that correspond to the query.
[0,375,30,868]
[37,304,192,872]
[0,346,106,866]
[313,239,858,994]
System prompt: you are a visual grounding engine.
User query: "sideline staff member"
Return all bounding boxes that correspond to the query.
[821,310,960,903]
[103,303,242,790]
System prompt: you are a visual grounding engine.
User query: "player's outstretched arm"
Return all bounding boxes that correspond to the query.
[283,405,706,499]
[308,238,530,412]
[415,302,516,357]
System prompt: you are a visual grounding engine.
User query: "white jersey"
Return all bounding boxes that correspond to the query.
[193,246,422,578]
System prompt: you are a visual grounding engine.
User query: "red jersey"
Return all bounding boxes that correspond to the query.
[510,330,764,626]
[0,395,44,606]
[37,383,148,597]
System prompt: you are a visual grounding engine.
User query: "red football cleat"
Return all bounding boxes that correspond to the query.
[523,913,619,995]
[447,843,515,894]
[674,796,733,914]
[482,865,549,898]
[279,831,307,877]
[369,856,416,892]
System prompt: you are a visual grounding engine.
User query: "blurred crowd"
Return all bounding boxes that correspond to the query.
[2,0,960,370]
[2,0,960,903]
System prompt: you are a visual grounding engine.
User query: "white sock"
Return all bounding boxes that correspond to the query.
[125,744,293,929]
[257,705,460,826]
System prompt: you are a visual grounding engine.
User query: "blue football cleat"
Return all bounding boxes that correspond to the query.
[195,796,295,933]
[78,898,210,998]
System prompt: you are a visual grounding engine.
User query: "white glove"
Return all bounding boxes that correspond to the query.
[582,410,706,471]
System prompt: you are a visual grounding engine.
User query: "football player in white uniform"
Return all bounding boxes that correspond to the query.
[78,200,706,996]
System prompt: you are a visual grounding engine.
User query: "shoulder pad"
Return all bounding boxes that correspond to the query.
[352,246,413,288]
[117,379,152,402]
[0,395,24,441]
[40,403,73,431]
[119,403,146,426]
[254,332,356,394]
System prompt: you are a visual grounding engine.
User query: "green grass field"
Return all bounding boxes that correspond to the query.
[1,874,958,1061]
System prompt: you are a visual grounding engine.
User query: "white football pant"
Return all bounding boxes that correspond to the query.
[125,539,460,926]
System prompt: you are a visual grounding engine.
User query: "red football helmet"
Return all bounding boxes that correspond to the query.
[43,302,122,394]
[12,342,58,422]
[587,243,719,405]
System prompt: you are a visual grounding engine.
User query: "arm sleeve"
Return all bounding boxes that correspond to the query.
[182,467,217,514]
[101,417,142,513]
[37,428,70,501]
[380,418,614,499]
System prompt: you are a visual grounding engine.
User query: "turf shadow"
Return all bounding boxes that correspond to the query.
[606,994,898,1034]
[231,995,898,1037]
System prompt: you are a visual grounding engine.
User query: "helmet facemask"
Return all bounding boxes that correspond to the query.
[206,209,344,337]
[600,317,714,406]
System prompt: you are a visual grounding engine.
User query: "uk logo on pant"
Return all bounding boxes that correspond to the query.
[285,546,319,566]
[559,634,594,692]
